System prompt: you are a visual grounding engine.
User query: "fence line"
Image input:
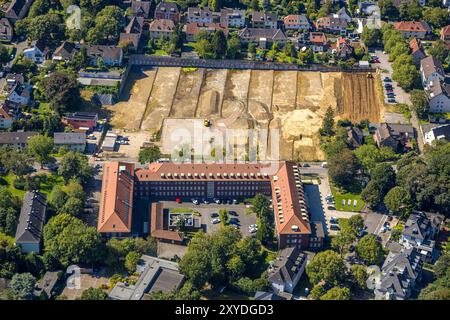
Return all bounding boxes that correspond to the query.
[128,55,376,73]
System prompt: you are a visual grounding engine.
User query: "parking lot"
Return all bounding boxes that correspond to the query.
[375,50,411,105]
[160,201,257,237]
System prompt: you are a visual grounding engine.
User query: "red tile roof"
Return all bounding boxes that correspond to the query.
[271,162,310,235]
[185,22,228,37]
[151,202,184,242]
[135,162,273,181]
[98,162,134,233]
[394,21,430,33]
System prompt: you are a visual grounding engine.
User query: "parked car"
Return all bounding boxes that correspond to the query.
[330,217,339,224]
[330,224,340,231]
[388,99,396,103]
[202,199,209,204]
[210,213,218,218]
[229,218,239,225]
[192,199,199,205]
[211,218,221,224]
[229,211,238,216]
[175,198,182,203]
[214,199,221,204]
[302,163,310,167]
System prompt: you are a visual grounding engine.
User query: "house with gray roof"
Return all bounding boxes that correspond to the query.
[400,211,443,262]
[374,247,424,300]
[54,132,86,152]
[0,18,13,42]
[4,0,32,22]
[0,131,38,148]
[267,247,308,293]
[238,28,287,48]
[85,45,123,67]
[250,11,278,29]
[420,56,445,90]
[374,123,415,152]
[109,255,185,300]
[427,81,450,114]
[15,191,47,253]
[424,124,450,144]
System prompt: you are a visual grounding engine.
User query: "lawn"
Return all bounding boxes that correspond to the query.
[0,173,64,199]
[330,184,365,212]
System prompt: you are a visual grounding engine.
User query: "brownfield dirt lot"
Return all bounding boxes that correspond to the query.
[109,68,381,161]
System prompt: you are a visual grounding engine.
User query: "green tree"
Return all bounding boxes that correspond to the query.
[138,146,161,164]
[43,213,103,267]
[48,185,68,211]
[428,41,449,65]
[356,235,384,265]
[60,197,84,216]
[19,13,66,45]
[423,7,449,28]
[361,27,381,47]
[43,71,80,112]
[87,6,124,44]
[211,30,227,59]
[306,250,346,286]
[378,0,399,20]
[0,188,20,236]
[319,106,335,136]
[354,145,397,173]
[226,36,241,59]
[9,273,36,300]
[399,0,422,20]
[328,149,360,190]
[27,135,54,167]
[0,44,10,66]
[384,186,411,214]
[331,230,355,257]
[58,151,93,185]
[0,233,22,278]
[350,264,368,289]
[250,194,271,220]
[227,255,245,280]
[392,63,420,91]
[78,287,107,300]
[125,251,141,274]
[410,89,430,120]
[320,286,351,300]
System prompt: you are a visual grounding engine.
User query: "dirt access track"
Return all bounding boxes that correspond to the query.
[108,67,382,161]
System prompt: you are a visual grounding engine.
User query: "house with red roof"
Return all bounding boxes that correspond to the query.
[394,21,431,39]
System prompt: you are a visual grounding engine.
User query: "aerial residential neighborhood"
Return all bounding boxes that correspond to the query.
[0,0,448,306]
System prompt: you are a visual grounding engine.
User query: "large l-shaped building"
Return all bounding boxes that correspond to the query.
[98,161,324,250]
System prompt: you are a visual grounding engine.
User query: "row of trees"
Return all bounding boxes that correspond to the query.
[194,30,241,59]
[382,24,420,91]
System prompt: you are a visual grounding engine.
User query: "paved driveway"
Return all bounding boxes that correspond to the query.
[301,165,359,236]
[375,50,411,105]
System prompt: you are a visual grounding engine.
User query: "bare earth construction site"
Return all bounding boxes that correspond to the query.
[110,67,382,161]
